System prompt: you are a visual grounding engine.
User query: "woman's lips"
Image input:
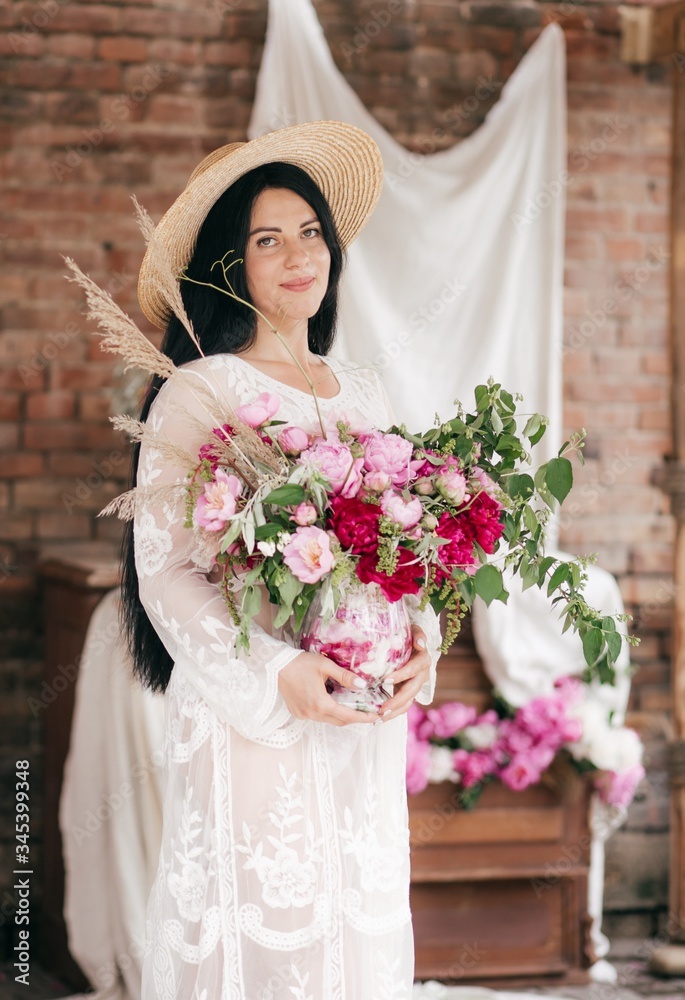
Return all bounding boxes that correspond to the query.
[280,277,315,291]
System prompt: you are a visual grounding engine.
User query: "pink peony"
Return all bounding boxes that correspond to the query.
[292,502,318,527]
[361,431,414,488]
[194,469,242,532]
[407,701,426,737]
[235,391,280,428]
[406,731,432,795]
[434,511,477,582]
[436,465,468,504]
[279,425,310,456]
[595,763,645,808]
[427,702,478,739]
[499,753,544,791]
[363,470,392,493]
[471,466,497,497]
[452,749,497,788]
[299,438,364,497]
[380,490,423,529]
[282,526,335,584]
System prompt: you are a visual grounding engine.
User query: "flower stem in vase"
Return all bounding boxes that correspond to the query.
[299,581,413,713]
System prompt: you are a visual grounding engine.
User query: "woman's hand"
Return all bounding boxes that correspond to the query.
[377,625,431,722]
[278,650,378,727]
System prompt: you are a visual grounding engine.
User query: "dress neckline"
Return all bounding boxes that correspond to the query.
[228,352,343,402]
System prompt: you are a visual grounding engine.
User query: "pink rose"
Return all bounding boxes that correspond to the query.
[595,763,645,808]
[406,731,431,795]
[299,438,364,498]
[193,469,242,531]
[292,502,318,526]
[279,425,310,456]
[363,470,392,493]
[235,391,280,428]
[282,526,335,584]
[436,465,468,504]
[380,490,423,529]
[361,430,414,487]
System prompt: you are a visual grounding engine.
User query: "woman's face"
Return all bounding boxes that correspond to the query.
[243,187,331,331]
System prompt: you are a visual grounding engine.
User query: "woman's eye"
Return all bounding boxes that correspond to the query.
[303,228,320,238]
[256,236,276,247]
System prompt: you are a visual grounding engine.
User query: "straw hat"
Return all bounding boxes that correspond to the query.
[137,120,384,329]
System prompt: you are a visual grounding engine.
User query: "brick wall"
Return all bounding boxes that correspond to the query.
[0,0,675,952]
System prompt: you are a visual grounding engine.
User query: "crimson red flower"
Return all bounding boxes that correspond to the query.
[463,491,504,554]
[327,496,381,554]
[434,511,476,583]
[356,546,423,602]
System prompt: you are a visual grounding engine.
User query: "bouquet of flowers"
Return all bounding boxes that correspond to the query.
[407,676,645,810]
[62,233,638,714]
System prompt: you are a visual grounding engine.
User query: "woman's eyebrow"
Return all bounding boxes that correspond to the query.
[249,217,319,236]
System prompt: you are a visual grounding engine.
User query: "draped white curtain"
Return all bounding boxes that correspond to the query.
[250,0,565,461]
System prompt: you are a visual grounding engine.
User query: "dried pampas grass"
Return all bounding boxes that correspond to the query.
[62,255,177,381]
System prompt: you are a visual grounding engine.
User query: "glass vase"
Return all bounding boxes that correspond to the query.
[299,579,413,712]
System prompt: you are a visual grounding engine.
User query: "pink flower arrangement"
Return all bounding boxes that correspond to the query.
[406,678,645,810]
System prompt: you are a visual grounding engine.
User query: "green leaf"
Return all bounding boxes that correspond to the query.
[241,585,262,620]
[263,484,306,506]
[523,504,538,534]
[606,630,622,663]
[474,385,490,412]
[522,414,541,440]
[254,522,284,540]
[547,562,571,596]
[537,555,557,585]
[582,627,604,666]
[534,465,557,510]
[544,457,573,504]
[474,564,504,606]
[491,408,504,436]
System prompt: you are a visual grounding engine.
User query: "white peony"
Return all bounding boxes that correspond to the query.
[428,746,458,784]
[463,723,499,750]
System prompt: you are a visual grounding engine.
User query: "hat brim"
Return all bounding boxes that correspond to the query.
[137,120,384,329]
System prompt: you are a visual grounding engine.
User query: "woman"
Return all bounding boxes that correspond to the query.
[123,122,442,999]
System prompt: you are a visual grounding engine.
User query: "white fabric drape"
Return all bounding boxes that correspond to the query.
[59,589,166,1000]
[249,0,565,462]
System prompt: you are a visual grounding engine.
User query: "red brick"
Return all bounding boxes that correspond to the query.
[0,30,44,58]
[79,392,113,421]
[50,365,116,390]
[147,95,202,126]
[98,36,148,62]
[36,512,91,540]
[634,212,669,235]
[25,391,75,420]
[47,33,96,59]
[0,392,20,420]
[0,512,34,541]
[49,6,122,35]
[566,207,630,233]
[0,425,19,449]
[0,453,45,478]
[148,38,202,66]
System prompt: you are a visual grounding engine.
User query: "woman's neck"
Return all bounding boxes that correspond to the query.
[243,319,314,370]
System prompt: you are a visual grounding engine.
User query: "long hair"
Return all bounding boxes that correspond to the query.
[121,162,345,692]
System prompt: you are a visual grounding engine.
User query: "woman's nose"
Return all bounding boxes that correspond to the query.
[284,240,310,266]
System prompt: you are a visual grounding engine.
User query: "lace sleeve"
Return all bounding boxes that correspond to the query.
[372,368,442,705]
[133,363,301,742]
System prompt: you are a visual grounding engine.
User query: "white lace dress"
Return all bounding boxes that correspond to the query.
[134,353,442,1000]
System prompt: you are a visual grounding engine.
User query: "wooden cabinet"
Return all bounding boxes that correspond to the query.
[409,618,593,986]
[38,543,119,990]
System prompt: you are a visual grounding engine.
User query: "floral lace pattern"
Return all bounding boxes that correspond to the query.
[136,354,442,999]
